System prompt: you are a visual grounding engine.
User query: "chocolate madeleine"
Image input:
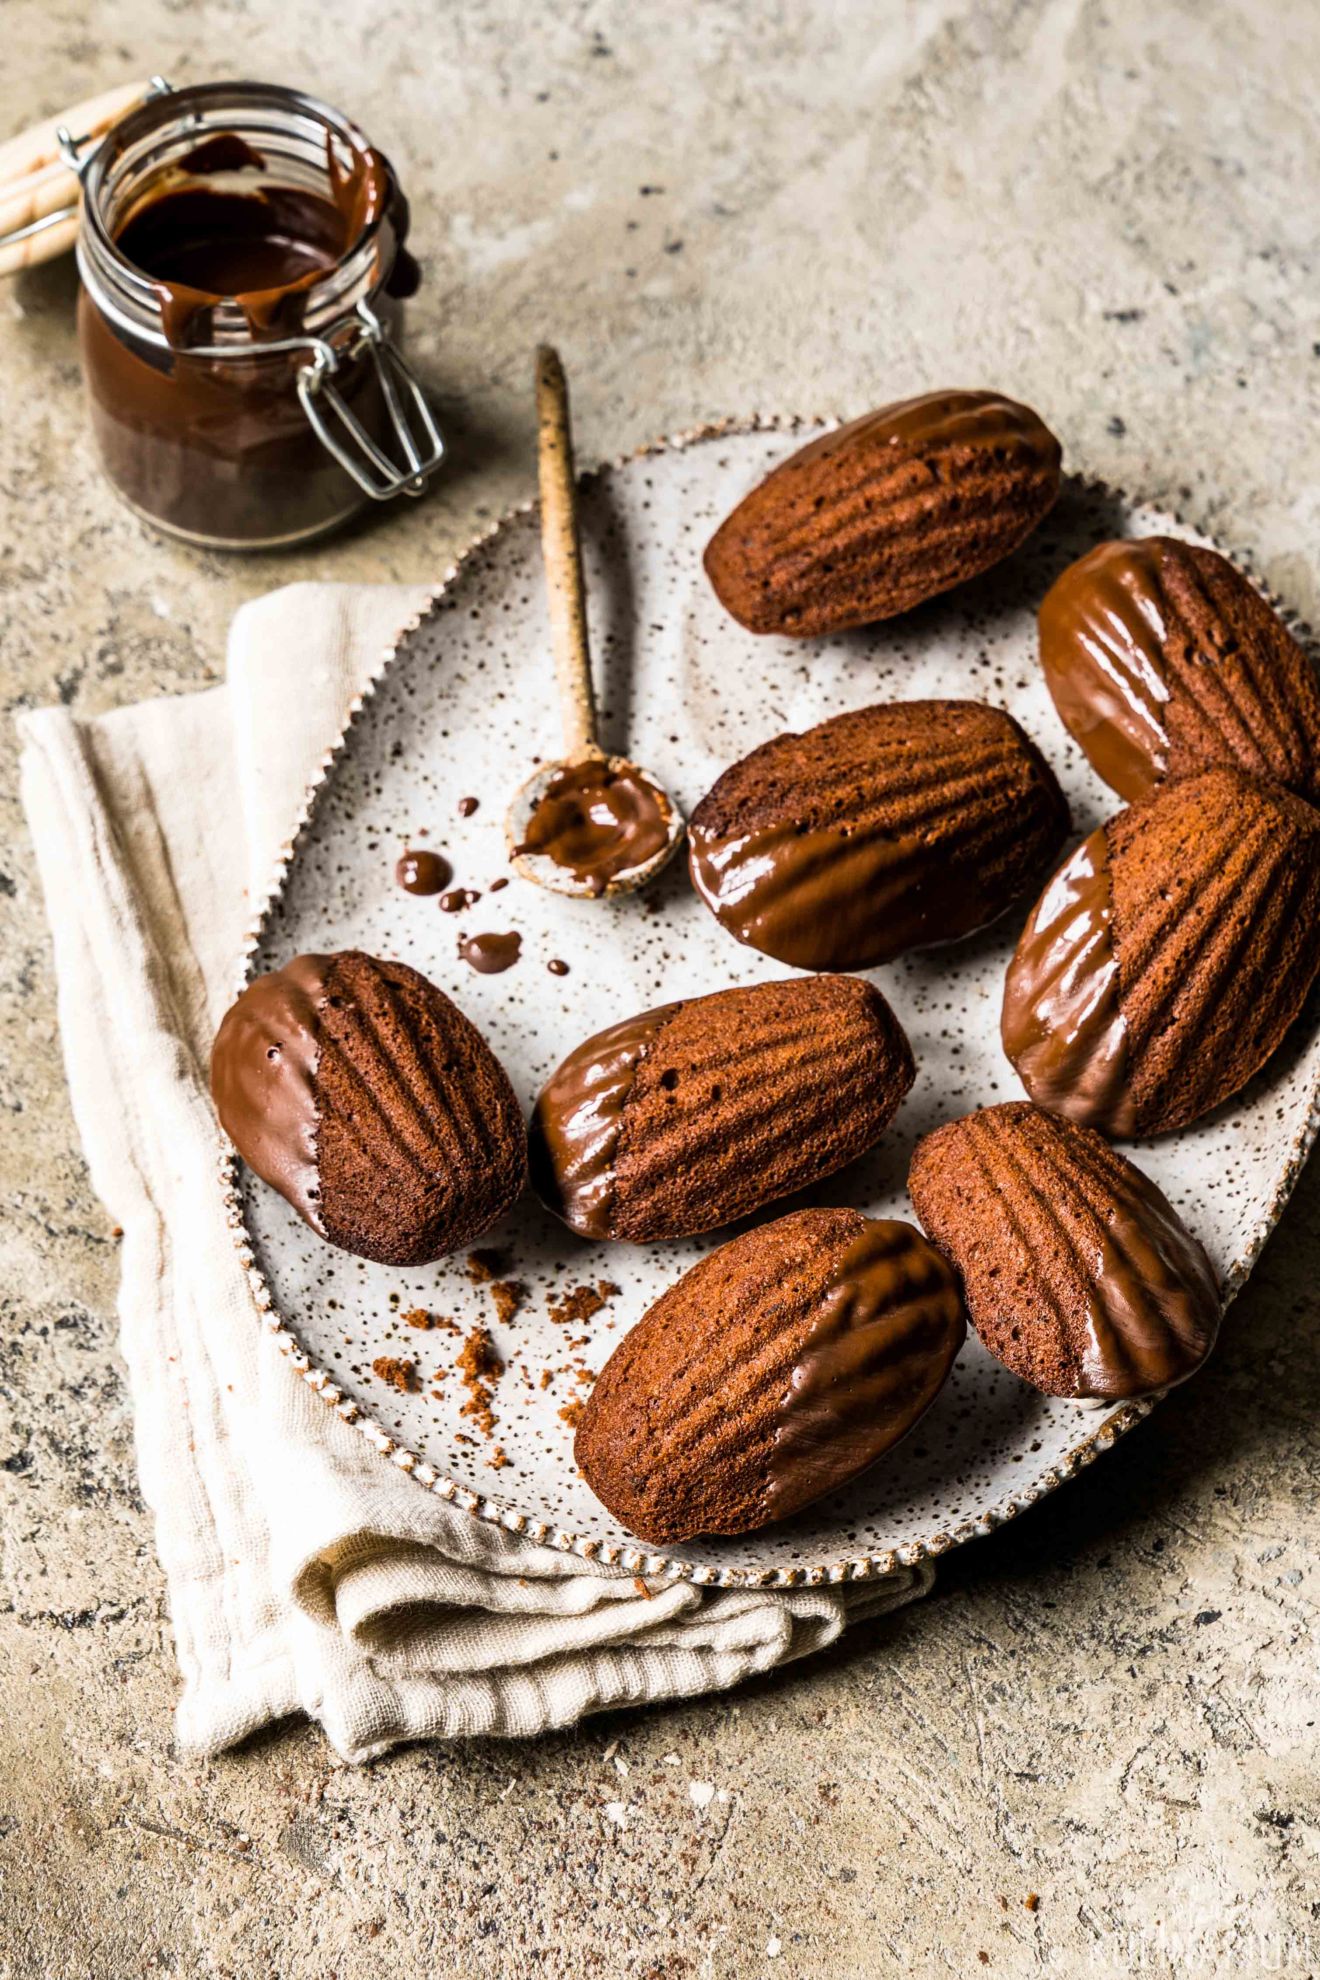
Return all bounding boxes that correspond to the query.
[1003,767,1320,1136]
[530,975,914,1241]
[1040,537,1320,802]
[689,700,1069,971]
[212,951,526,1265]
[576,1210,965,1542]
[705,390,1061,636]
[910,1103,1220,1399]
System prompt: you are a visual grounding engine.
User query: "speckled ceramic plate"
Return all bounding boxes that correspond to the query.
[225,421,1320,1588]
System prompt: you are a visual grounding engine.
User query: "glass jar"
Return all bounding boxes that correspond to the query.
[72,80,442,550]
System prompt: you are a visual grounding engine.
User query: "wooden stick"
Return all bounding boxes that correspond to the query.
[535,345,600,762]
[0,80,149,275]
[0,80,148,185]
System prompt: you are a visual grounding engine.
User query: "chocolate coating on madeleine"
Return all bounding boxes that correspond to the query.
[910,1103,1220,1399]
[575,1209,965,1542]
[705,390,1061,636]
[1002,827,1136,1137]
[689,700,1069,971]
[212,950,527,1265]
[1003,768,1320,1137]
[530,975,914,1241]
[1041,537,1320,802]
[211,953,329,1233]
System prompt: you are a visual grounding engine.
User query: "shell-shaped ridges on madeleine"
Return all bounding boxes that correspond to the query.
[576,1211,857,1541]
[910,1104,1218,1397]
[322,967,500,1179]
[1106,771,1320,1130]
[315,954,525,1257]
[692,702,1065,852]
[576,1208,962,1542]
[706,394,1061,633]
[610,979,912,1238]
[1158,545,1320,798]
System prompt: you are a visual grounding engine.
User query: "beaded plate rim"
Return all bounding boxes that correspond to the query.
[217,419,1320,1590]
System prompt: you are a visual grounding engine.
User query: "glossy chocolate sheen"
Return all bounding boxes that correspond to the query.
[1001,827,1136,1136]
[704,390,1062,636]
[689,700,1069,971]
[575,1210,966,1542]
[211,950,526,1264]
[210,953,328,1233]
[515,759,672,894]
[909,1103,1220,1399]
[79,134,416,546]
[1003,767,1320,1136]
[1040,537,1320,802]
[529,974,914,1241]
[396,848,451,895]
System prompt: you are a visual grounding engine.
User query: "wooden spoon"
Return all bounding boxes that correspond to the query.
[506,346,684,899]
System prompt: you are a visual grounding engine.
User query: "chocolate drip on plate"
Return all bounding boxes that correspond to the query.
[459,931,521,974]
[396,848,451,895]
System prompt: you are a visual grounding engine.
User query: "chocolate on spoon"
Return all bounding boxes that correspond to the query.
[506,346,683,899]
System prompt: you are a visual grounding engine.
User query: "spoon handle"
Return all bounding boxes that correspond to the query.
[535,345,600,761]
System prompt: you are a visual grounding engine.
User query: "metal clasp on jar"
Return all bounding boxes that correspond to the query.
[160,302,445,502]
[296,301,443,500]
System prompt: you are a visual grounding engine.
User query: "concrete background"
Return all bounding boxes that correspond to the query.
[2,2,1318,1973]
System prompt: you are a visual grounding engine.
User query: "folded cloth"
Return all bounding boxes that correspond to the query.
[17,580,933,1763]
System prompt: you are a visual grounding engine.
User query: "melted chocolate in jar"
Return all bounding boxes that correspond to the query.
[395,848,451,896]
[527,1007,673,1236]
[210,954,333,1233]
[80,131,415,545]
[459,931,522,974]
[517,761,671,894]
[1039,539,1173,801]
[115,182,348,344]
[1001,829,1137,1135]
[764,1220,965,1520]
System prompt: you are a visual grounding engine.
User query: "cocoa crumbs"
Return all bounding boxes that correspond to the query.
[558,1397,588,1429]
[547,1280,621,1327]
[371,1355,420,1394]
[488,1279,525,1326]
[404,1307,460,1334]
[457,1325,504,1438]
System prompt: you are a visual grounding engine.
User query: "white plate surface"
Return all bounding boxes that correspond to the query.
[229,424,1320,1586]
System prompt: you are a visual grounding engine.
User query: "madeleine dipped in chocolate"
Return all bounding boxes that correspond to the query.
[212,951,526,1265]
[530,975,913,1241]
[705,390,1061,636]
[1040,537,1320,803]
[689,700,1069,971]
[909,1103,1220,1399]
[576,1209,965,1542]
[1003,767,1320,1136]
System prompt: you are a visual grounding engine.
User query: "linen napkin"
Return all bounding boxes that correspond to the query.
[17,579,933,1763]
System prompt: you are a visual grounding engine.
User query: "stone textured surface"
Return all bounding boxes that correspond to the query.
[2,3,1318,1975]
